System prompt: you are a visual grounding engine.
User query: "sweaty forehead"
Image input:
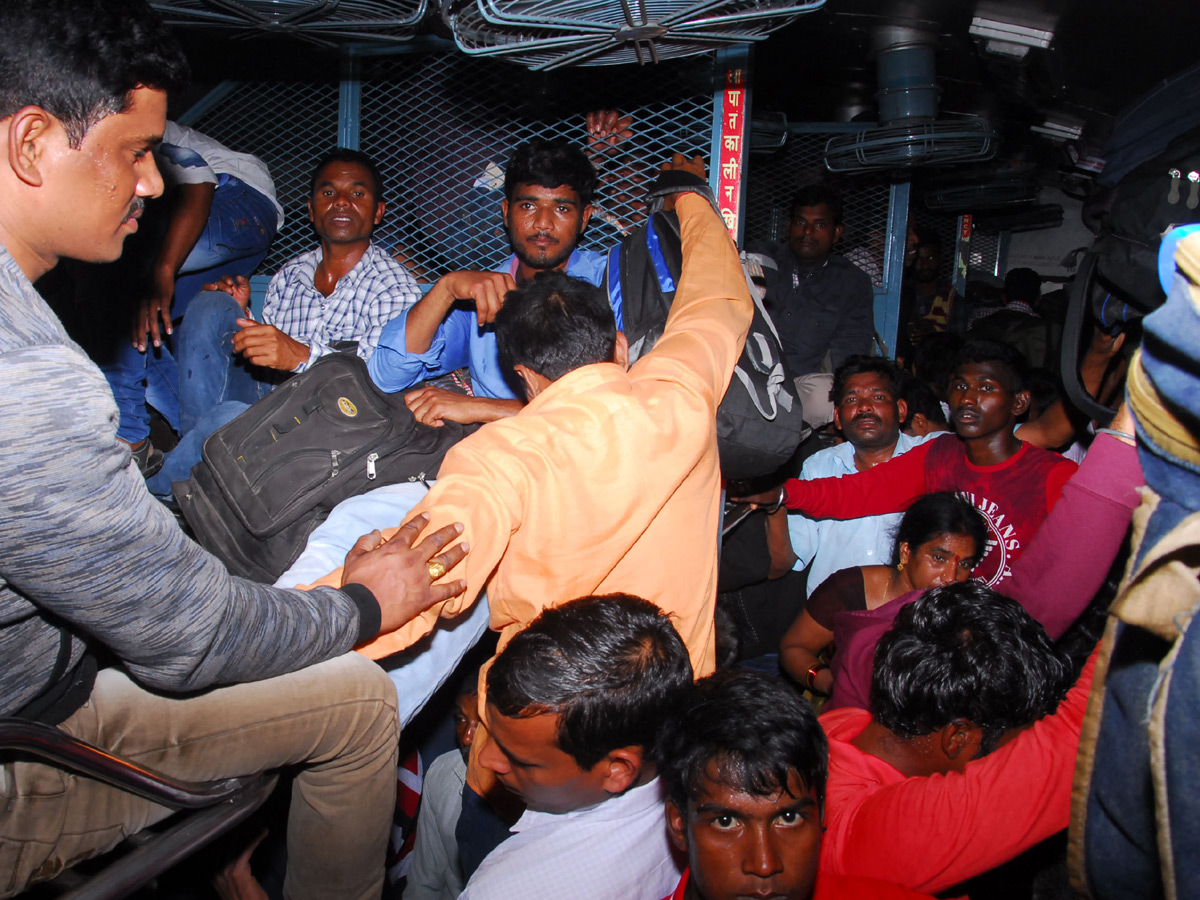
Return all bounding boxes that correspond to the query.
[954,360,1013,385]
[512,182,581,202]
[841,373,893,396]
[793,204,835,221]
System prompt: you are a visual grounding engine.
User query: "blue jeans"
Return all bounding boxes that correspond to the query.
[145,400,249,497]
[174,290,277,436]
[99,177,277,443]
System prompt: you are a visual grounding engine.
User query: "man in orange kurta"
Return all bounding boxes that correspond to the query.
[307,187,752,680]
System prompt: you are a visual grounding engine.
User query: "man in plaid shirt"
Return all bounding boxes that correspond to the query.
[173,147,421,434]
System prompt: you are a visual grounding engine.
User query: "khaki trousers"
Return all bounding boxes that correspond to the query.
[1,651,399,900]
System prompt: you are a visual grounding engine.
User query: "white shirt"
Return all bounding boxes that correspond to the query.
[458,777,682,900]
[404,751,467,900]
[788,431,943,596]
[159,121,284,228]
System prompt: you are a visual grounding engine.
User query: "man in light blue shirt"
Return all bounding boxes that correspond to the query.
[788,357,943,596]
[369,138,612,427]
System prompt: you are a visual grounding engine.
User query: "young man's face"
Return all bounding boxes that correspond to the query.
[38,86,167,266]
[667,766,822,900]
[947,361,1029,440]
[479,704,611,815]
[912,244,940,282]
[453,690,480,759]
[786,203,842,262]
[832,371,906,452]
[307,160,384,246]
[502,182,591,272]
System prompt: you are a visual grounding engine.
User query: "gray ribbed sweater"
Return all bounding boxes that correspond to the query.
[0,247,379,717]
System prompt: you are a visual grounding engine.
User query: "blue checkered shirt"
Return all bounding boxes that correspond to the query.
[262,242,420,372]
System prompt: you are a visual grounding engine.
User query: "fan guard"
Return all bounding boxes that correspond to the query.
[823,26,997,173]
[150,0,428,43]
[826,120,997,173]
[444,0,826,70]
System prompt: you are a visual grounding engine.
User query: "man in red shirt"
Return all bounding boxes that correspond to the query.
[820,581,1092,893]
[657,669,948,900]
[755,340,1076,589]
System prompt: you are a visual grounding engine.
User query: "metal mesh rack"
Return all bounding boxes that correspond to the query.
[359,51,717,276]
[182,49,718,281]
[745,130,896,289]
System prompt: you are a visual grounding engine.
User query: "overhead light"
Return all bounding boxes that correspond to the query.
[1031,118,1083,141]
[970,16,1054,49]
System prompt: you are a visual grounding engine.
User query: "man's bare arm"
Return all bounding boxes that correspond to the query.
[1017,328,1126,448]
[133,182,216,350]
[405,386,523,427]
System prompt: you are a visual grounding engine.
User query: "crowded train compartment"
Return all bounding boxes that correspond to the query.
[9,0,1200,898]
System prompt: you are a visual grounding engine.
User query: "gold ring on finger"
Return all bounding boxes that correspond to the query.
[428,560,447,580]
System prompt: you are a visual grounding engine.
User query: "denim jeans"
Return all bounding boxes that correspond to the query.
[174,290,277,436]
[99,177,277,443]
[144,399,249,497]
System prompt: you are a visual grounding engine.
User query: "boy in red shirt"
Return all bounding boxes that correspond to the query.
[761,340,1076,588]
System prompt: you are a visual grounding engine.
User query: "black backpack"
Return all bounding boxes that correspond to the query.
[1084,124,1200,322]
[174,353,472,583]
[605,210,808,480]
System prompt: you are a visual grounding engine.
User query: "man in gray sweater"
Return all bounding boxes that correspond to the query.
[0,2,468,897]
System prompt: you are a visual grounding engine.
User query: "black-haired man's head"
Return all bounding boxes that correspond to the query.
[910,225,942,284]
[0,0,188,149]
[898,373,950,437]
[871,582,1072,767]
[494,270,626,400]
[787,184,844,263]
[1004,267,1041,306]
[946,340,1031,440]
[0,0,188,271]
[830,357,906,452]
[503,139,595,273]
[481,594,693,815]
[659,670,827,900]
[309,148,385,202]
[307,149,386,247]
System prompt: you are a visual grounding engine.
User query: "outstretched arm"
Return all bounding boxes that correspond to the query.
[1005,407,1141,638]
[634,183,753,406]
[778,439,934,520]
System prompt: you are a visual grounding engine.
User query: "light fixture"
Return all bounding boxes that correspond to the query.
[969,15,1054,49]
